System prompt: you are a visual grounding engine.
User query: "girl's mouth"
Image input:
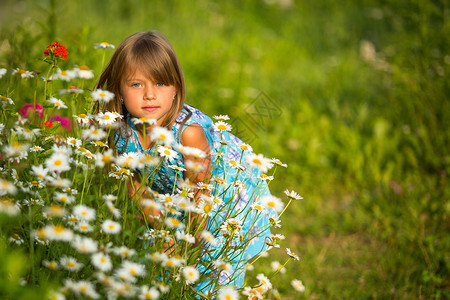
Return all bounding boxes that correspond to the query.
[142,106,158,112]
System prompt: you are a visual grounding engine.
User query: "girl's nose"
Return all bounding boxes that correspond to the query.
[144,86,156,100]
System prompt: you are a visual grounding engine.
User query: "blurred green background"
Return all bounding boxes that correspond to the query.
[1,0,449,299]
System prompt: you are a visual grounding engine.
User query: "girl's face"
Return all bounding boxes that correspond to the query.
[120,69,176,127]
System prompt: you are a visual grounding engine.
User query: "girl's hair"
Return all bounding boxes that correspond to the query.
[96,31,186,129]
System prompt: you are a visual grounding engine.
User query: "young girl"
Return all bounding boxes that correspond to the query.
[96,31,276,295]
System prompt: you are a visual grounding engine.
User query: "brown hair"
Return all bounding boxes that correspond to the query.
[96,31,186,129]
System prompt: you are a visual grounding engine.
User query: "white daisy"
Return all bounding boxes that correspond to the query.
[138,285,160,300]
[256,273,273,289]
[54,192,75,204]
[13,68,34,79]
[47,97,68,109]
[0,179,17,195]
[95,149,115,167]
[213,121,232,132]
[175,231,195,244]
[132,117,157,126]
[270,261,286,274]
[44,224,74,241]
[73,280,100,299]
[157,145,178,160]
[113,246,136,258]
[82,126,107,141]
[291,279,305,292]
[213,115,230,121]
[200,230,217,245]
[0,68,6,78]
[43,260,59,270]
[71,236,98,254]
[16,126,40,140]
[284,189,303,200]
[184,160,205,173]
[120,260,146,277]
[73,113,91,126]
[260,195,284,213]
[0,95,14,107]
[96,111,119,126]
[239,143,253,152]
[242,287,263,299]
[91,141,109,148]
[66,137,82,148]
[45,153,71,173]
[54,69,76,81]
[29,145,44,152]
[116,152,141,169]
[217,286,239,300]
[246,153,273,173]
[73,204,96,221]
[151,127,174,146]
[91,89,114,104]
[164,217,185,230]
[101,219,121,234]
[74,65,94,79]
[271,157,288,168]
[161,256,183,268]
[0,198,20,216]
[182,266,199,284]
[91,252,113,272]
[286,248,300,261]
[94,42,115,49]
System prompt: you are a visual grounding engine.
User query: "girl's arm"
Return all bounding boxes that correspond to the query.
[181,124,211,239]
[127,174,162,228]
[181,124,211,185]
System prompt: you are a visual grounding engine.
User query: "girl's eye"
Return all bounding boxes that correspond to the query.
[156,83,165,87]
[132,83,142,88]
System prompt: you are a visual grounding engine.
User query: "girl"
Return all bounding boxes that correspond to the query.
[96,31,276,296]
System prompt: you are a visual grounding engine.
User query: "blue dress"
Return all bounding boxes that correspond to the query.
[115,104,275,293]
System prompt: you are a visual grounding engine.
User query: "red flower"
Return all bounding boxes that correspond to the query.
[44,120,53,128]
[43,41,68,60]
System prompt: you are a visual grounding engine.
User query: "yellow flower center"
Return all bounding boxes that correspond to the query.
[166,260,174,267]
[67,261,75,268]
[204,204,212,213]
[217,124,227,130]
[164,150,171,155]
[54,225,65,233]
[78,114,87,118]
[252,158,262,165]
[99,92,106,97]
[79,65,90,70]
[61,70,68,76]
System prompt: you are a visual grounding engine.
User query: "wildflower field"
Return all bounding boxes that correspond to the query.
[0,0,449,299]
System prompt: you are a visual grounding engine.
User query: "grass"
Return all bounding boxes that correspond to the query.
[0,0,449,299]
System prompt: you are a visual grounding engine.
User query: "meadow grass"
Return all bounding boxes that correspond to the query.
[0,0,449,299]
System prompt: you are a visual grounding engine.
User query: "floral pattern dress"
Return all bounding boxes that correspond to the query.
[115,104,275,292]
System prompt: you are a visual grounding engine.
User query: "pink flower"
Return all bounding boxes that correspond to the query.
[49,114,72,131]
[19,103,44,119]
